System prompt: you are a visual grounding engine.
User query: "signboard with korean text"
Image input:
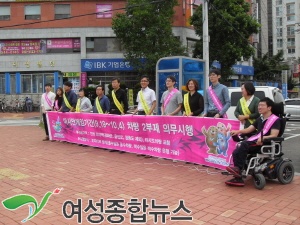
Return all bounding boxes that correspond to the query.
[47,38,80,49]
[96,4,112,18]
[47,112,240,170]
[0,39,46,54]
[81,59,134,72]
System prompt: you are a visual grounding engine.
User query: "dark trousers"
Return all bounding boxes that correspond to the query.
[207,110,223,118]
[110,109,121,115]
[137,111,146,115]
[232,141,261,170]
[42,113,49,136]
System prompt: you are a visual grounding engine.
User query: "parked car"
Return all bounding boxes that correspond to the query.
[227,86,286,120]
[285,98,300,120]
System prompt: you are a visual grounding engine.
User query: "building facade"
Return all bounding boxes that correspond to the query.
[0,0,199,104]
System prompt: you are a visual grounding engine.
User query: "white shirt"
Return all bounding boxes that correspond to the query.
[246,95,254,107]
[41,91,55,110]
[136,87,156,111]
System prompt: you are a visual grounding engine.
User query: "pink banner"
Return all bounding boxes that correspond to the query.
[47,112,240,169]
[0,39,46,54]
[80,72,87,88]
[47,38,81,49]
[96,4,112,18]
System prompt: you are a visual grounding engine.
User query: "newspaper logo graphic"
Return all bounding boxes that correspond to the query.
[2,188,63,223]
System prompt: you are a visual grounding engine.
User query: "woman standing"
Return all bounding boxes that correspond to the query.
[75,88,93,113]
[182,79,204,116]
[53,87,63,111]
[234,82,260,129]
[76,88,93,112]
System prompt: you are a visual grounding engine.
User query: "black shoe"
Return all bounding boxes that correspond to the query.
[225,177,245,187]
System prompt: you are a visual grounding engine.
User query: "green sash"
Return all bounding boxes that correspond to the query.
[95,97,104,114]
[112,90,124,114]
[63,93,72,110]
[139,90,150,115]
[184,93,191,115]
[240,97,255,124]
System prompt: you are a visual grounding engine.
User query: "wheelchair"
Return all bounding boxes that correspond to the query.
[225,102,295,190]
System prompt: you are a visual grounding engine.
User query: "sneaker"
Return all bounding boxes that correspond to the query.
[225,177,245,187]
[226,166,241,178]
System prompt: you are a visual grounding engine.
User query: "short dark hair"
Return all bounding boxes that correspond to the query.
[209,69,221,75]
[186,79,199,91]
[44,83,52,87]
[79,88,87,96]
[242,82,255,95]
[96,85,104,91]
[166,76,176,83]
[63,81,73,88]
[259,97,274,108]
[112,77,120,83]
[140,75,149,81]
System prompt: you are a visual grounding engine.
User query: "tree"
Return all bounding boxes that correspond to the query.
[253,50,290,81]
[190,0,260,79]
[112,0,186,82]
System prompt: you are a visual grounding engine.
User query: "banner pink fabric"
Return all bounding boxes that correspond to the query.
[47,112,240,170]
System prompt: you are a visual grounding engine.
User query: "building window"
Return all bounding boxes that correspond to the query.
[276,0,282,5]
[25,5,41,20]
[276,7,282,16]
[286,3,295,14]
[287,38,295,47]
[0,6,10,20]
[10,74,16,94]
[277,28,282,37]
[287,26,295,36]
[55,4,70,19]
[21,75,32,93]
[96,4,112,18]
[288,48,295,54]
[86,37,122,52]
[276,17,282,26]
[287,15,295,21]
[277,39,283,48]
[0,74,5,94]
[32,74,43,93]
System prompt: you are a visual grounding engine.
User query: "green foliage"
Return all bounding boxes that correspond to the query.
[253,50,289,80]
[112,0,187,80]
[190,0,260,79]
[287,75,297,91]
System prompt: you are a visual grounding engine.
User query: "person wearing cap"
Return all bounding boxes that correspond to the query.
[133,76,156,115]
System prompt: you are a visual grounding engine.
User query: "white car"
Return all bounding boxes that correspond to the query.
[285,98,300,120]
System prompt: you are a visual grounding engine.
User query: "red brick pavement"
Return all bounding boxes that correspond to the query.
[0,126,299,225]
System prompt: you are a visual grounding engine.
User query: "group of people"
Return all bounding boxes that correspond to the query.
[40,69,283,188]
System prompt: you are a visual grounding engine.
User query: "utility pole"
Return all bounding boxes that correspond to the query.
[203,0,210,91]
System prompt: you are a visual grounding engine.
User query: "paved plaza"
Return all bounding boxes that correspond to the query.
[0,113,299,225]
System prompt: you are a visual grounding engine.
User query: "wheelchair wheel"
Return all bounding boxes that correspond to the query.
[253,174,266,190]
[277,161,294,184]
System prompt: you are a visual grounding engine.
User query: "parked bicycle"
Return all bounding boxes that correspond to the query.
[0,98,6,113]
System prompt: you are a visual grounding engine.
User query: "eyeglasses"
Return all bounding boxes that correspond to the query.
[208,73,218,77]
[140,80,149,83]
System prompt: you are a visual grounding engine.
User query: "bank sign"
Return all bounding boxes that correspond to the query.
[81,59,134,72]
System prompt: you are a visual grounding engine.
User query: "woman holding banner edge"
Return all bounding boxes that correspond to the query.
[182,79,204,116]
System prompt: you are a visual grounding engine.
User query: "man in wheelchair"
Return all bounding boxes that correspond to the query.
[226,97,281,186]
